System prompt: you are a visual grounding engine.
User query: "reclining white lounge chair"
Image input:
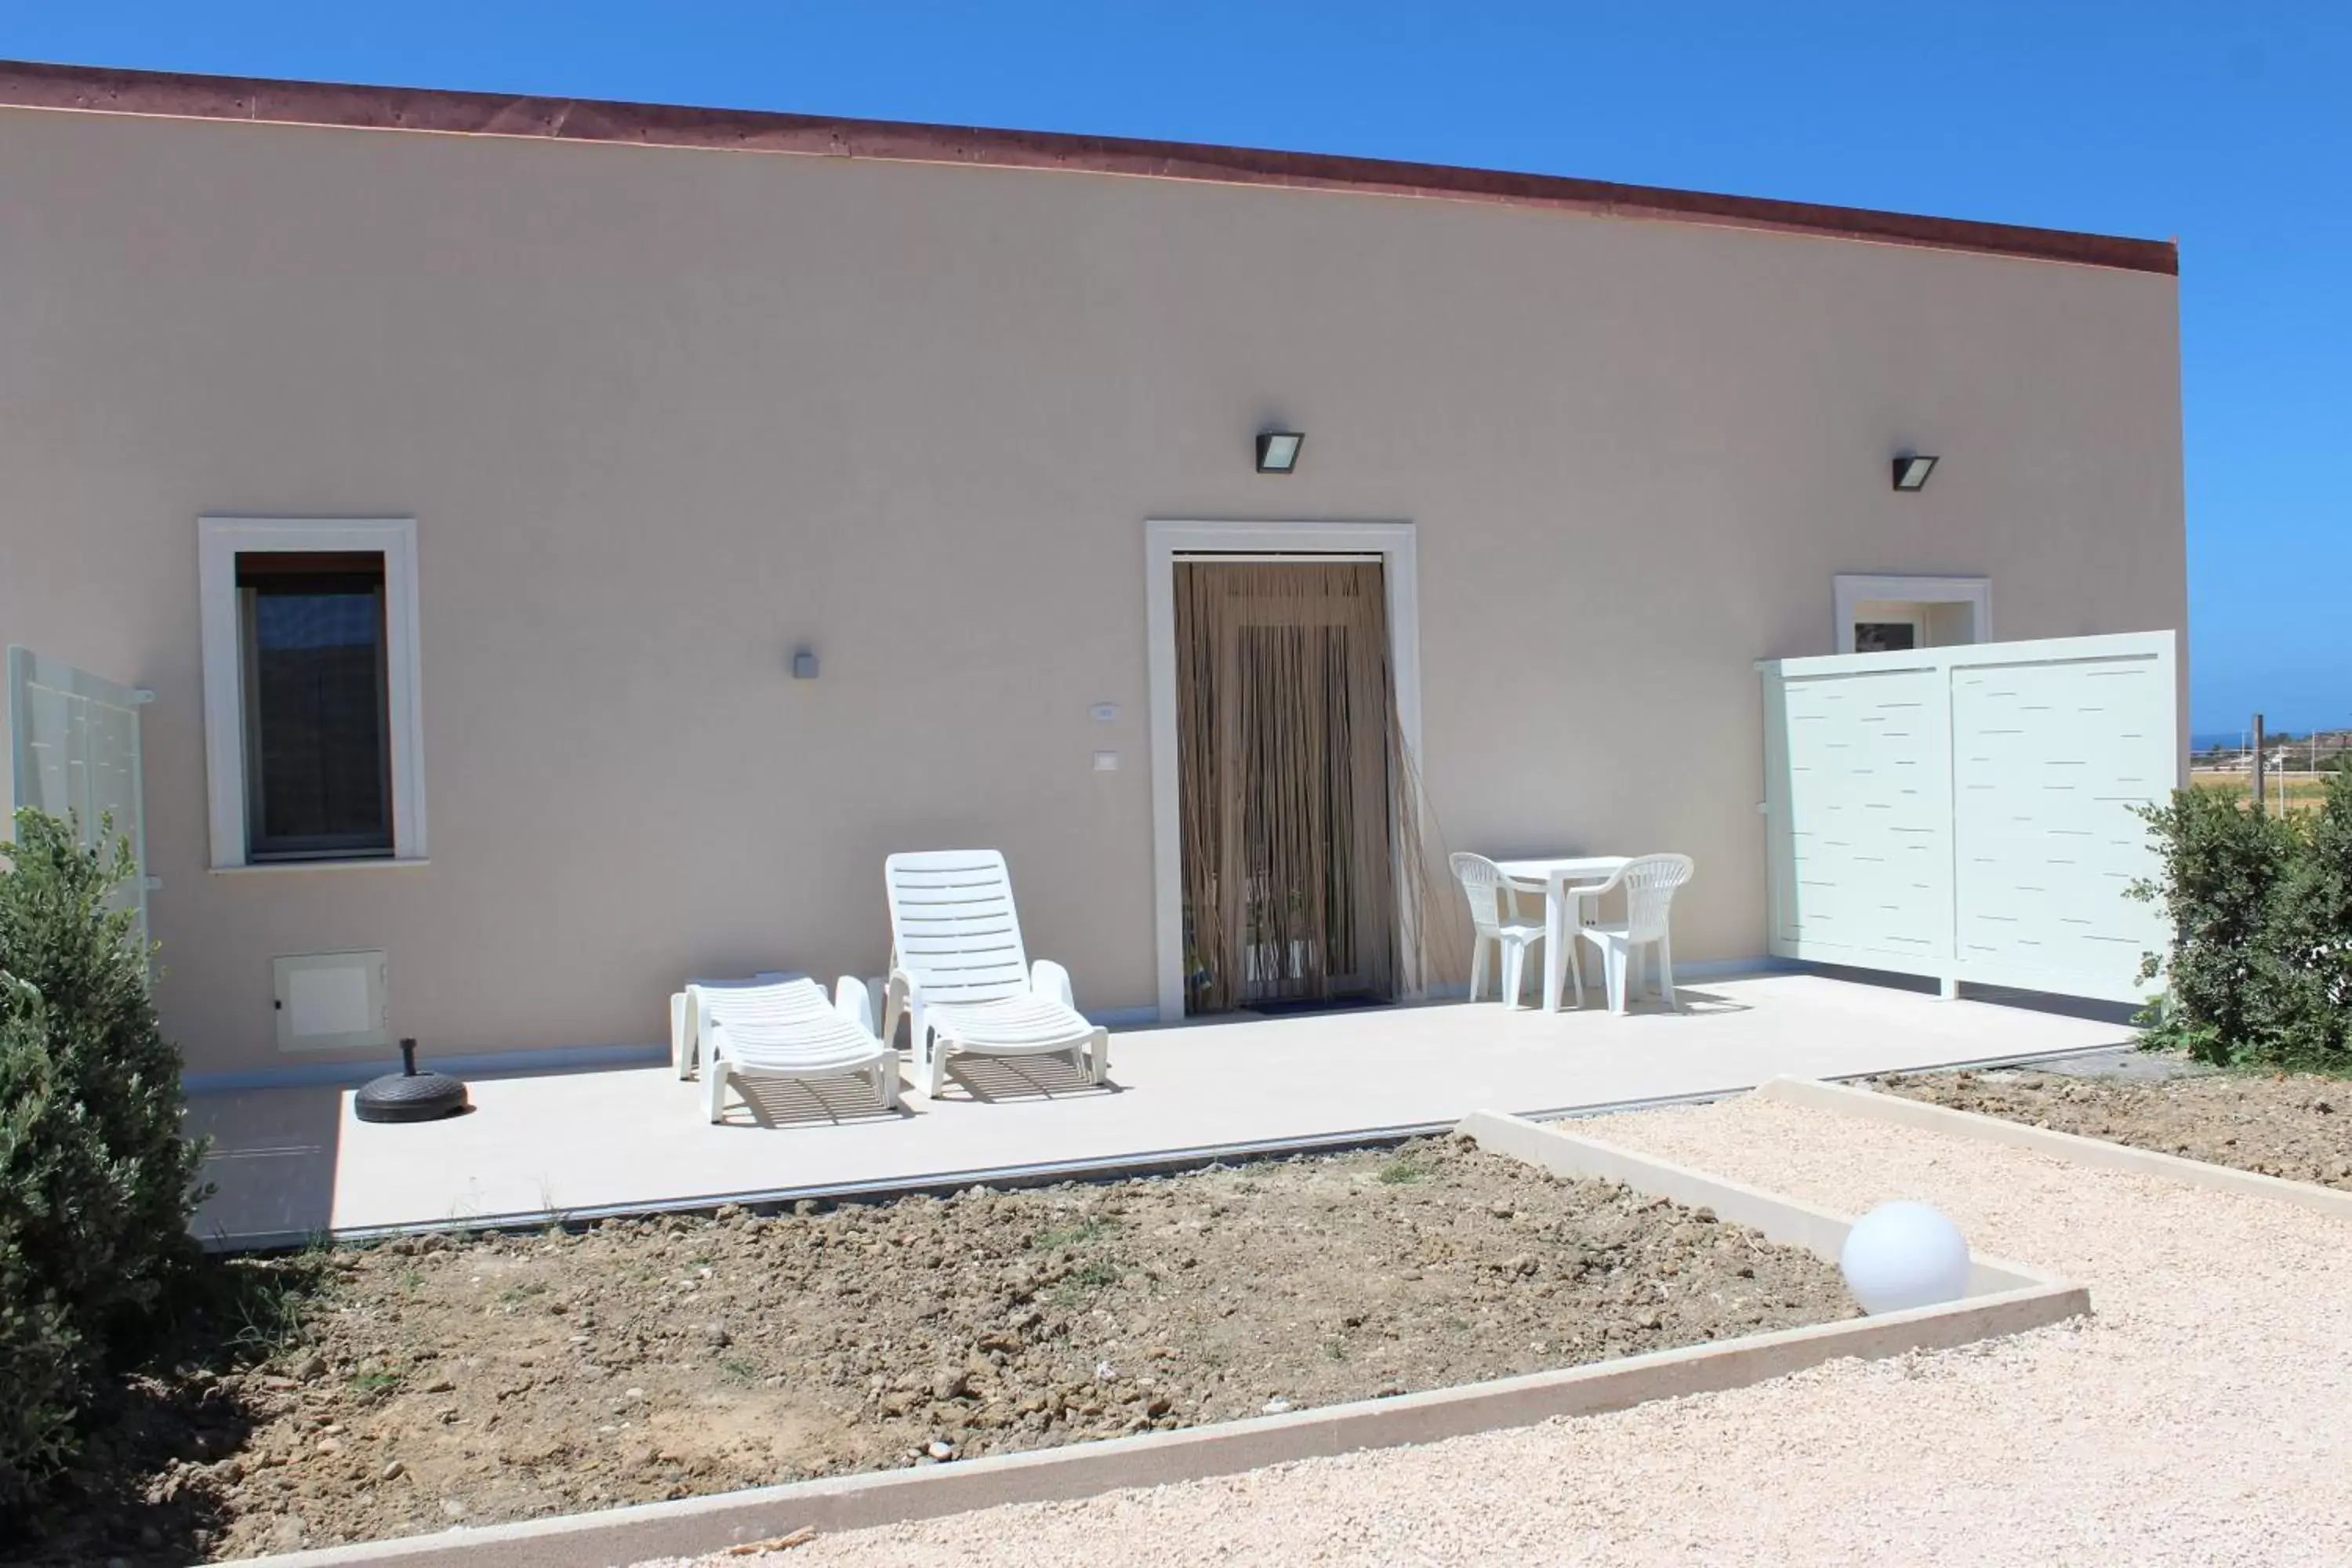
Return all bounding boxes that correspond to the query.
[686,976,900,1123]
[882,849,1110,1098]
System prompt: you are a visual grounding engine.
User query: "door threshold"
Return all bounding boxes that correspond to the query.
[1236,994,1393,1020]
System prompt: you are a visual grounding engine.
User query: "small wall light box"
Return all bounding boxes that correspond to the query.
[791,648,820,679]
[1891,454,1940,492]
[1255,431,1305,474]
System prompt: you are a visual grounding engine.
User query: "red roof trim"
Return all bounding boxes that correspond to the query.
[0,59,2177,276]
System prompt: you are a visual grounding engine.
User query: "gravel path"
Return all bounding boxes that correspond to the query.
[654,1094,2352,1566]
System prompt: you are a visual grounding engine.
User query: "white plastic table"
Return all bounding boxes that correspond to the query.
[1490,855,1630,1013]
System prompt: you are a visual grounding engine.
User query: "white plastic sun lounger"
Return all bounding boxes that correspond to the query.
[881,849,1110,1098]
[688,976,900,1123]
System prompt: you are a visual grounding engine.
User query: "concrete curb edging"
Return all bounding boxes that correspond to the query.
[1456,1109,2056,1294]
[1757,1076,2352,1221]
[241,1111,2087,1568]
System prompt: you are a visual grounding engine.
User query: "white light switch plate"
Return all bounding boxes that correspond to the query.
[1093,750,1120,771]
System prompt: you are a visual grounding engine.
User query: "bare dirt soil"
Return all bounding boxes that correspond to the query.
[1876,1065,2352,1189]
[8,1135,1852,1564]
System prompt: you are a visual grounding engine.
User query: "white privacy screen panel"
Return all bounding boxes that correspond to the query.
[7,645,149,946]
[1759,632,2179,1004]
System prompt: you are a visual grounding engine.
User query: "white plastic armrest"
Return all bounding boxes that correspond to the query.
[686,984,724,1069]
[1569,866,1629,908]
[884,968,924,1049]
[833,975,877,1035]
[691,985,724,1055]
[1030,958,1077,1012]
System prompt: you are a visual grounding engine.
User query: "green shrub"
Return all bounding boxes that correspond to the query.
[0,1004,88,1503]
[2264,769,2352,1066]
[2130,779,2352,1072]
[2129,786,2300,1065]
[0,808,208,1508]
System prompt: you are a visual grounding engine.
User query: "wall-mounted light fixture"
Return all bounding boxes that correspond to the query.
[1255,431,1305,474]
[1891,454,1940,492]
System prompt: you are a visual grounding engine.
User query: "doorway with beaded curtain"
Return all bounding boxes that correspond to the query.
[1172,558,1403,1016]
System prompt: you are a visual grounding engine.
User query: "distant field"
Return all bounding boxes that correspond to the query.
[2190,769,2331,811]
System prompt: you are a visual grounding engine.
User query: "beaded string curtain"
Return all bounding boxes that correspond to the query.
[1174,559,1433,1013]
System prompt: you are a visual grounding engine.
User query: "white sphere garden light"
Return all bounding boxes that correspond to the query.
[1838,1201,1972,1314]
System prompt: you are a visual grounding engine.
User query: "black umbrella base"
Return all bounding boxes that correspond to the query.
[354,1039,471,1123]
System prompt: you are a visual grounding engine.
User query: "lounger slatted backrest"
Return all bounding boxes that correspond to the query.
[884,850,1033,1007]
[695,978,832,1042]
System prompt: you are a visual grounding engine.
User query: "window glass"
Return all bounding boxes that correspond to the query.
[238,553,392,857]
[1853,621,1919,654]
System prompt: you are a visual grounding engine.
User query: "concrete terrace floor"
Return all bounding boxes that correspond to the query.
[185,971,2131,1247]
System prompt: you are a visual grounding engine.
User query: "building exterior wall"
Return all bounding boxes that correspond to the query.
[0,105,2187,1076]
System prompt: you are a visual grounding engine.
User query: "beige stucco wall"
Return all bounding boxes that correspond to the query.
[0,106,2186,1077]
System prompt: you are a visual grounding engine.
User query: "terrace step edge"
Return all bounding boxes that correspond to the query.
[205,1040,2135,1252]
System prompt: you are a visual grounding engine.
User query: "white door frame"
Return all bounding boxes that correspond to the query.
[1144,519,1422,1023]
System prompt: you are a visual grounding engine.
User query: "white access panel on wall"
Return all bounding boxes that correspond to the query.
[273,950,390,1053]
[5,645,151,946]
[1759,630,2180,1004]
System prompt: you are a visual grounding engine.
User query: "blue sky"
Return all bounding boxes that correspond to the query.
[5,2,2344,733]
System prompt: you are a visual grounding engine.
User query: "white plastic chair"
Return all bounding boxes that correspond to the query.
[881,849,1110,1098]
[691,976,900,1123]
[1449,852,1563,1008]
[1571,854,1696,1014]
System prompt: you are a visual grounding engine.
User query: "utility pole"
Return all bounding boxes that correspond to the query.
[2252,713,2266,812]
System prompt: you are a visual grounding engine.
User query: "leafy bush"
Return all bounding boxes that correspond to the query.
[0,808,208,1508]
[2129,786,2299,1063]
[2132,780,2352,1071]
[0,1006,89,1504]
[2264,769,2352,1065]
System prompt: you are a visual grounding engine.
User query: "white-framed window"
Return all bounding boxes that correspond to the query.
[1832,574,1990,655]
[198,517,426,869]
